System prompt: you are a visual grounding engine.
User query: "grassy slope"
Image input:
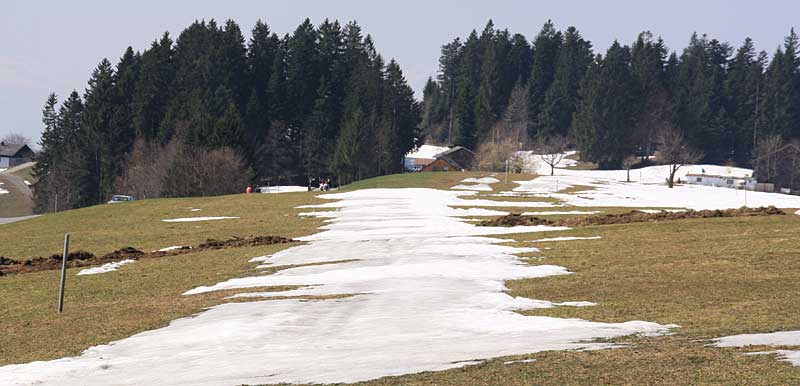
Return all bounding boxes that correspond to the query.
[0,191,325,365]
[2,171,800,385]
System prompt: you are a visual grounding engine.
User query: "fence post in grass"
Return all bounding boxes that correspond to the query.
[57,233,70,313]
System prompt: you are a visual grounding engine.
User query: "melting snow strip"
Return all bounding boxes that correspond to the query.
[76,260,136,276]
[503,359,536,365]
[713,330,800,366]
[161,216,239,222]
[451,183,493,191]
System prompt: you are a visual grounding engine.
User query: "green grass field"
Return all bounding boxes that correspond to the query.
[2,171,799,385]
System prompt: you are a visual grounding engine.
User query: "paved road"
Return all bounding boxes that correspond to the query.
[0,215,39,226]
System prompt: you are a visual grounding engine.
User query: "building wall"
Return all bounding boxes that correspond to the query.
[421,159,457,172]
[687,175,756,190]
[0,156,9,168]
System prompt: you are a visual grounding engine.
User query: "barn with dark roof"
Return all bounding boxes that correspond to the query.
[0,142,34,168]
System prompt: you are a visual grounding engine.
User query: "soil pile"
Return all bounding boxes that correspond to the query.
[1,235,294,276]
[479,206,786,228]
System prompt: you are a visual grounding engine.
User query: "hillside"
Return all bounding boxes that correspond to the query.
[0,168,799,385]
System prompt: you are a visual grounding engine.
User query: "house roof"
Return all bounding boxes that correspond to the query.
[0,142,32,157]
[685,173,754,180]
[436,146,475,158]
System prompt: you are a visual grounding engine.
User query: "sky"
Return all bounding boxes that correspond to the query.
[2,0,799,145]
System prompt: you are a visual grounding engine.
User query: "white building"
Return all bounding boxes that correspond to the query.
[685,172,757,190]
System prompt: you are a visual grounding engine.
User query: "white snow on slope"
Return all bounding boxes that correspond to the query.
[451,183,493,191]
[76,260,136,276]
[796,209,800,216]
[161,216,239,223]
[259,186,307,193]
[511,156,800,210]
[714,330,800,366]
[462,177,500,184]
[0,188,7,195]
[157,246,188,252]
[0,188,676,386]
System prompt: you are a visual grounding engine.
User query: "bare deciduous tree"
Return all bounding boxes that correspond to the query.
[658,127,703,188]
[622,156,638,182]
[752,134,785,183]
[536,135,569,176]
[1,133,31,145]
[475,139,525,173]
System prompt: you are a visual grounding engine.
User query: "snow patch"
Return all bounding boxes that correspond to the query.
[76,260,136,276]
[510,164,800,210]
[462,177,500,184]
[451,183,493,192]
[157,246,188,252]
[503,359,536,365]
[190,208,202,212]
[23,180,31,186]
[795,209,800,216]
[406,144,449,160]
[258,186,308,193]
[713,330,800,366]
[161,216,239,223]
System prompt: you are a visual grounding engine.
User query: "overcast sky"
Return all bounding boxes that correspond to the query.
[2,0,798,143]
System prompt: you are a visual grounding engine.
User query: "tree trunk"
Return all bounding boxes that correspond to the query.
[550,164,554,176]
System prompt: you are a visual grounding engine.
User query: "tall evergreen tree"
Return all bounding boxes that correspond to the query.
[538,26,593,138]
[574,42,638,169]
[528,20,563,138]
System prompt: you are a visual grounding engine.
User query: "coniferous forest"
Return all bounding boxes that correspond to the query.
[33,18,800,212]
[423,20,800,169]
[33,18,421,213]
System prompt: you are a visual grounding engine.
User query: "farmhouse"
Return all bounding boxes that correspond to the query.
[685,171,756,190]
[0,142,34,169]
[404,144,449,171]
[421,146,475,172]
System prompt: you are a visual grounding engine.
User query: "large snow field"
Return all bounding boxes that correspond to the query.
[714,331,800,366]
[513,153,800,210]
[0,188,676,386]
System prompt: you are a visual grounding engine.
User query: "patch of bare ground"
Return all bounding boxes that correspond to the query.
[478,206,786,227]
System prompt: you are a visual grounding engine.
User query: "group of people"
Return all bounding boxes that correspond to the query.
[318,178,332,192]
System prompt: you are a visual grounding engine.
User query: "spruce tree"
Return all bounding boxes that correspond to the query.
[538,26,593,138]
[528,20,562,138]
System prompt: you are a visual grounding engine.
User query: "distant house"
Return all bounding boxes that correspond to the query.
[685,171,757,190]
[0,142,34,169]
[421,146,475,172]
[404,144,449,172]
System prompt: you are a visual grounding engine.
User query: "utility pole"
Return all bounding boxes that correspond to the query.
[57,233,70,313]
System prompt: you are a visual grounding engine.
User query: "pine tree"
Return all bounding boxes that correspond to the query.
[725,38,764,164]
[132,32,174,141]
[474,21,498,143]
[82,58,117,203]
[630,32,669,159]
[528,20,562,138]
[538,26,593,138]
[574,42,638,169]
[453,31,480,148]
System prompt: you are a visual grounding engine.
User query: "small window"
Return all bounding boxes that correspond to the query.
[727,179,734,185]
[696,177,702,182]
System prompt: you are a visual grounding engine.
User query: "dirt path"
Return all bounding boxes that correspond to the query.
[0,168,33,217]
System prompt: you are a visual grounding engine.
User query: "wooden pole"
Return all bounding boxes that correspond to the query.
[57,233,70,313]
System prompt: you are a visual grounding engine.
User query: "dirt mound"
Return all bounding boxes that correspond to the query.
[197,236,292,250]
[0,256,20,265]
[100,247,145,261]
[48,250,96,261]
[1,235,294,276]
[479,206,786,228]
